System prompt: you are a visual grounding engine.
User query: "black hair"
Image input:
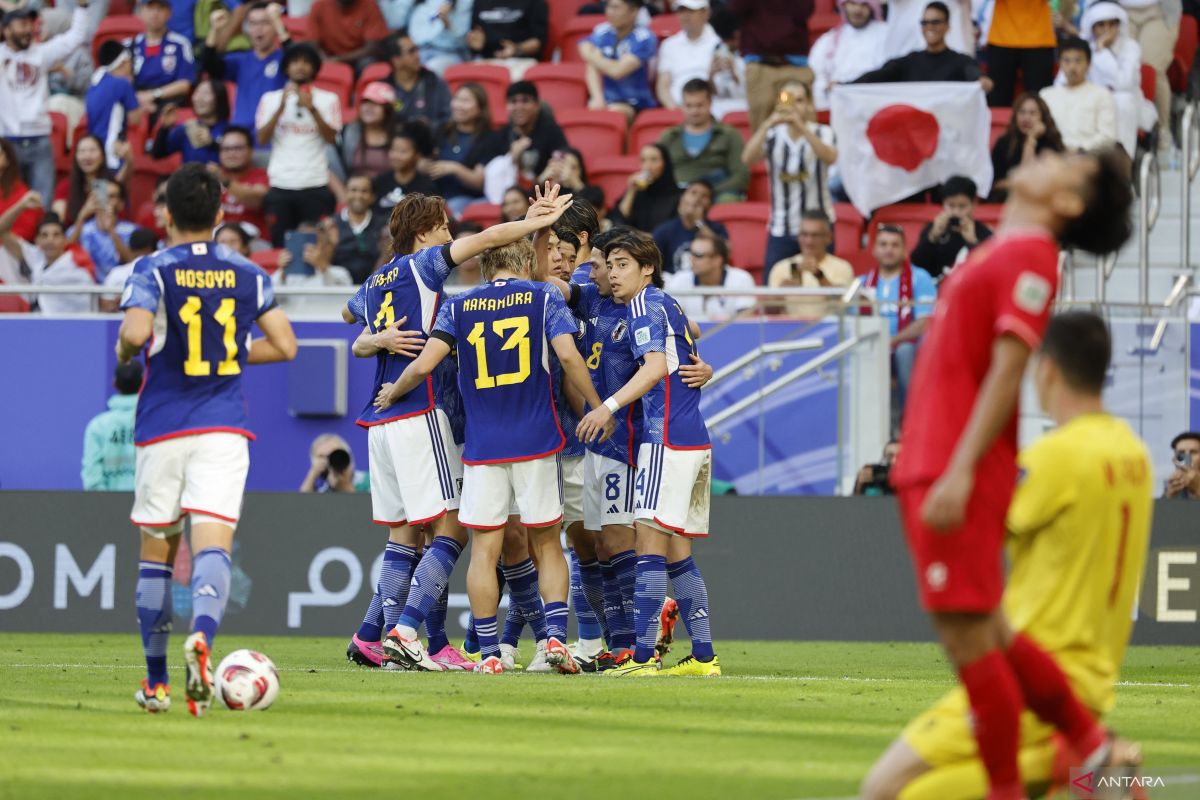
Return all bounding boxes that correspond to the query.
[221,124,253,148]
[552,199,600,247]
[1059,146,1133,255]
[197,78,231,124]
[592,225,636,252]
[940,175,977,201]
[215,222,253,250]
[165,163,223,233]
[282,41,322,74]
[385,30,415,59]
[800,209,832,227]
[1039,311,1111,394]
[686,177,715,196]
[577,184,605,212]
[346,172,376,191]
[128,227,158,253]
[1059,35,1092,63]
[114,361,144,395]
[97,40,129,68]
[924,1,950,21]
[36,213,65,235]
[681,78,713,97]
[506,80,539,101]
[602,231,664,289]
[1171,431,1200,450]
[394,120,435,158]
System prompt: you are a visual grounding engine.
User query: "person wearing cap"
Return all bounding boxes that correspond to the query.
[81,361,143,492]
[654,0,721,111]
[384,32,452,132]
[255,42,341,246]
[203,1,291,140]
[579,0,658,122]
[336,80,396,181]
[307,0,389,67]
[130,0,197,111]
[808,0,887,111]
[86,41,148,172]
[0,2,89,208]
[477,80,568,183]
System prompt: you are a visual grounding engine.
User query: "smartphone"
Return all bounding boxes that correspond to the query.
[284,231,317,277]
[92,179,109,205]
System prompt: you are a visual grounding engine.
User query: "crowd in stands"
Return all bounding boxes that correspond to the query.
[0,0,1195,398]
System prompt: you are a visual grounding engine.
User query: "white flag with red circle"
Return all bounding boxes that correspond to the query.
[831,82,993,216]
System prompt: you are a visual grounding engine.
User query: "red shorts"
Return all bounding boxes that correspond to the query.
[896,483,1007,614]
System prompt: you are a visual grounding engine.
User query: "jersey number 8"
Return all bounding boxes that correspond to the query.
[178,296,240,377]
[466,316,531,389]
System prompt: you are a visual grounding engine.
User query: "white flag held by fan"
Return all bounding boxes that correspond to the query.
[831,82,993,216]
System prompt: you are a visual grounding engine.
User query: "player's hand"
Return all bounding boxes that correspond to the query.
[527,193,574,231]
[576,405,614,444]
[375,316,424,357]
[679,352,713,389]
[374,382,398,411]
[920,467,973,532]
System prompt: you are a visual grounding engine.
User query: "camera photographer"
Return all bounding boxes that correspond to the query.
[910,175,993,281]
[300,433,367,493]
[854,440,900,496]
[1164,431,1200,499]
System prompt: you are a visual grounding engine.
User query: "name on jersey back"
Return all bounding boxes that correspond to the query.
[175,269,238,289]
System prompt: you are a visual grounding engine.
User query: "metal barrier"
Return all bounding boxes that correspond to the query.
[1138,149,1162,306]
[1181,101,1200,274]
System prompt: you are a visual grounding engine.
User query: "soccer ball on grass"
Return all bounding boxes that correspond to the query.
[215,649,280,711]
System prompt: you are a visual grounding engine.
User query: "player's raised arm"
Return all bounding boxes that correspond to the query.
[449,194,574,266]
[248,307,298,363]
[374,337,452,411]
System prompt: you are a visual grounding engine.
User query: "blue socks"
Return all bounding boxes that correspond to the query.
[544,601,569,642]
[465,569,505,654]
[426,587,450,654]
[501,598,526,647]
[356,591,385,643]
[577,557,606,641]
[668,557,714,661]
[502,558,548,643]
[475,615,499,660]
[611,549,638,650]
[600,559,631,650]
[379,542,419,631]
[633,554,668,664]
[397,536,463,634]
[136,560,173,686]
[190,547,231,645]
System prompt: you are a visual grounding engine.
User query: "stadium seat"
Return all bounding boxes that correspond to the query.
[629,108,683,152]
[0,292,31,313]
[721,110,751,144]
[832,202,866,257]
[525,63,589,111]
[250,248,283,274]
[354,62,393,104]
[315,61,354,101]
[559,15,605,64]
[71,117,89,151]
[282,16,310,42]
[1169,14,1198,94]
[130,153,181,217]
[444,63,511,128]
[588,155,641,210]
[989,107,1012,148]
[558,108,627,158]
[973,203,1004,227]
[93,15,143,61]
[649,14,681,40]
[807,12,841,39]
[867,204,939,254]
[1140,63,1156,103]
[458,202,502,227]
[49,112,69,179]
[109,0,133,13]
[546,0,592,60]
[708,202,770,281]
[747,161,770,203]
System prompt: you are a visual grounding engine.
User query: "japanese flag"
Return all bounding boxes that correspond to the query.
[831,82,993,216]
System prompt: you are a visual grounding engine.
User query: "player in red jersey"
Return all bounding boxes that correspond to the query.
[880,147,1133,800]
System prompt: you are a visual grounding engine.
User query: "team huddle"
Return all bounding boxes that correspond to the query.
[116,143,1154,799]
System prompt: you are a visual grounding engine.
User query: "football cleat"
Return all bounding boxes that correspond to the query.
[1080,731,1145,800]
[346,634,384,668]
[658,654,722,677]
[499,643,526,671]
[524,640,552,673]
[597,649,634,672]
[545,637,579,674]
[656,597,680,656]
[459,642,482,663]
[604,652,659,677]
[134,680,171,713]
[183,632,214,717]
[430,644,475,671]
[383,629,446,672]
[571,640,603,673]
[476,656,505,674]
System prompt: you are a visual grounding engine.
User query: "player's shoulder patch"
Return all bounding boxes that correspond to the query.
[1013,271,1052,315]
[634,326,651,346]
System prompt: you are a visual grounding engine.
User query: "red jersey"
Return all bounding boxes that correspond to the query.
[892,231,1059,496]
[220,168,269,234]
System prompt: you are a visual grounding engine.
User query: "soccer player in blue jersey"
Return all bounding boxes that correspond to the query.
[117,163,297,715]
[374,230,615,674]
[578,231,720,677]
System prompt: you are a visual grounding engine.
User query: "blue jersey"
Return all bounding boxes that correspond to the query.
[571,262,592,284]
[550,314,588,458]
[586,23,658,109]
[347,243,456,428]
[573,282,642,464]
[120,241,276,445]
[130,32,197,91]
[222,48,286,134]
[433,279,578,464]
[86,72,139,170]
[627,285,709,450]
[162,121,227,165]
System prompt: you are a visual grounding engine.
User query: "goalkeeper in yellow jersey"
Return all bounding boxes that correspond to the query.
[862,311,1154,800]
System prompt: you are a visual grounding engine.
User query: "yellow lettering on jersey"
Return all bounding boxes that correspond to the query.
[373,291,395,331]
[463,291,533,313]
[369,266,400,289]
[177,295,242,377]
[174,269,237,289]
[586,341,603,369]
[466,315,532,389]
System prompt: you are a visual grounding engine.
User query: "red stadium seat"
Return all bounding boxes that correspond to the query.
[559,15,605,64]
[1169,14,1198,94]
[649,14,681,40]
[525,63,589,111]
[1140,63,1156,103]
[588,155,641,211]
[721,110,751,143]
[629,108,683,153]
[283,16,310,42]
[354,62,392,104]
[989,106,1012,148]
[708,202,770,281]
[747,161,770,203]
[315,61,354,101]
[867,204,939,254]
[444,64,512,127]
[832,202,866,259]
[807,12,841,40]
[93,15,144,61]
[558,108,628,157]
[0,292,31,313]
[457,202,503,228]
[546,0,592,60]
[973,203,1003,227]
[49,112,69,179]
[129,153,181,218]
[251,248,283,274]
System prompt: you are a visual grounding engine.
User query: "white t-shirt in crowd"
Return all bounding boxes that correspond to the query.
[657,25,722,106]
[884,0,974,59]
[256,86,343,191]
[665,266,758,321]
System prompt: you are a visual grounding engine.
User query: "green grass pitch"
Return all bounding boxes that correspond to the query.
[1,636,1197,799]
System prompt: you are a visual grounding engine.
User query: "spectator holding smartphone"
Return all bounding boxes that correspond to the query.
[152,79,231,165]
[909,176,992,281]
[1164,432,1200,499]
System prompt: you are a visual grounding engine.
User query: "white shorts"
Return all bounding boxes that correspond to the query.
[634,443,711,538]
[583,450,637,530]
[460,453,564,531]
[368,409,462,527]
[561,454,584,526]
[131,432,250,536]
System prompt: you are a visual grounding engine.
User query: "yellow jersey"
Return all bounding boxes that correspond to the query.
[1004,413,1154,714]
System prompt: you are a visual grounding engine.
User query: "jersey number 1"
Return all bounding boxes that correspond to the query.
[466,317,531,389]
[179,296,240,377]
